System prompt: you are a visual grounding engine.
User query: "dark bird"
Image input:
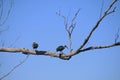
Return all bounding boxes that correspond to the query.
[32,42,38,49]
[56,45,68,52]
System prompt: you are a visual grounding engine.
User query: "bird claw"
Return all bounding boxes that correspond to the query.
[59,53,63,58]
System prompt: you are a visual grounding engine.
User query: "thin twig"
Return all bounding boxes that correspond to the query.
[0,0,3,20]
[57,9,80,52]
[99,0,104,18]
[115,28,120,43]
[0,55,29,80]
[69,9,80,32]
[0,0,13,26]
[0,26,10,34]
[8,34,21,47]
[0,39,5,47]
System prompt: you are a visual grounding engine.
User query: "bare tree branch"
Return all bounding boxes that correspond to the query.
[0,0,3,19]
[76,0,118,53]
[0,42,120,60]
[56,10,68,29]
[0,55,29,80]
[0,0,13,27]
[0,26,9,34]
[0,39,5,47]
[0,0,119,62]
[77,42,120,53]
[8,34,21,47]
[115,28,120,43]
[56,9,80,52]
[99,0,104,18]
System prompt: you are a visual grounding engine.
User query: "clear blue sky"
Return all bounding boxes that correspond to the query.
[0,0,120,80]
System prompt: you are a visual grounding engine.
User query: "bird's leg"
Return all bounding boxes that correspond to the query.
[59,51,64,58]
[35,49,38,52]
[33,48,37,51]
[59,53,63,58]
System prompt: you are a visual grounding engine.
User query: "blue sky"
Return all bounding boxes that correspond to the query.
[0,0,120,80]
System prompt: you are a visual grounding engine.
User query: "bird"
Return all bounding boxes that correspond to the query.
[32,42,38,49]
[56,45,68,52]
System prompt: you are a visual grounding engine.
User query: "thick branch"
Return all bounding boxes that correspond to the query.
[0,47,70,60]
[0,47,36,54]
[0,42,120,60]
[0,0,119,61]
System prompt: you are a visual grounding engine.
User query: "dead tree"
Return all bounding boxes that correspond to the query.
[0,1,120,79]
[0,0,120,60]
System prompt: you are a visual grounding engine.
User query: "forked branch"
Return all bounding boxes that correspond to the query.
[0,0,120,61]
[56,9,80,52]
[75,0,118,53]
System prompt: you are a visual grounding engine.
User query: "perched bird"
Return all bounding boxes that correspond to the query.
[56,45,68,52]
[32,42,38,49]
